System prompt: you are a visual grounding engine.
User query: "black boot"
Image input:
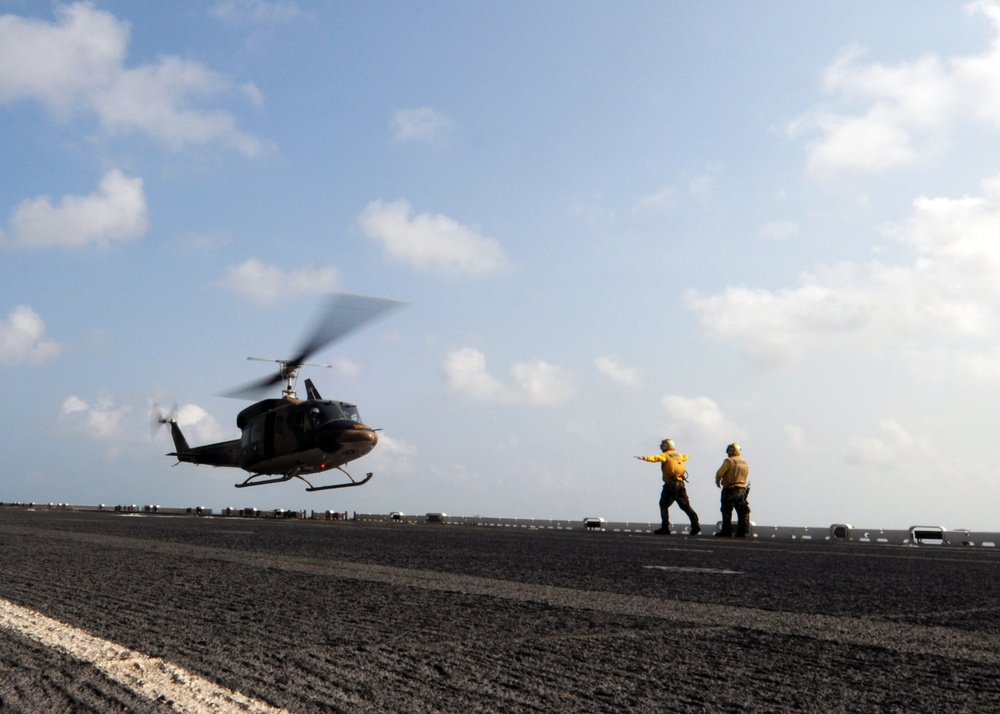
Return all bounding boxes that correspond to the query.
[736,515,748,537]
[654,506,672,535]
[689,522,701,536]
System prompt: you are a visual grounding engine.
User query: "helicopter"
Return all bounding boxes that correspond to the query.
[154,293,402,492]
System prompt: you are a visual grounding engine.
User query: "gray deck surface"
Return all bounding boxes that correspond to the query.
[0,508,998,712]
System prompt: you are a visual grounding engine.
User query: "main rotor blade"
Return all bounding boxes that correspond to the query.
[221,294,403,399]
[293,293,403,366]
[221,373,282,400]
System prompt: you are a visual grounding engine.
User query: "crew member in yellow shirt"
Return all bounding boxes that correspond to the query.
[634,438,701,536]
[715,443,750,537]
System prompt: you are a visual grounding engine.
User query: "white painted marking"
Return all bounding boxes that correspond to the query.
[0,597,288,713]
[644,565,743,575]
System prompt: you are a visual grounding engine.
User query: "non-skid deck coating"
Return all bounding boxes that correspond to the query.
[0,508,998,712]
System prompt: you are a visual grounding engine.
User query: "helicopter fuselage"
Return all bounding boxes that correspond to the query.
[157,293,401,491]
[163,395,379,490]
[236,397,378,475]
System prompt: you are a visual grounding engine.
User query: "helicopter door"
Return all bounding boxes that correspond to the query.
[263,412,276,459]
[241,419,261,464]
[241,413,277,465]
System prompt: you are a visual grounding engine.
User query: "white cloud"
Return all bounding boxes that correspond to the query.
[359,199,507,275]
[687,176,1000,368]
[174,403,229,444]
[792,2,1000,178]
[595,355,640,387]
[685,270,875,366]
[61,394,131,440]
[219,258,338,306]
[58,396,230,457]
[180,231,230,253]
[443,348,514,402]
[331,357,363,380]
[0,2,262,155]
[61,395,88,415]
[3,170,147,249]
[784,424,806,451]
[209,2,303,56]
[843,418,936,468]
[443,347,573,405]
[569,198,617,233]
[953,345,1000,381]
[660,394,743,447]
[510,360,574,405]
[211,0,302,25]
[633,185,678,214]
[0,306,61,365]
[632,169,716,214]
[390,107,453,143]
[685,168,717,204]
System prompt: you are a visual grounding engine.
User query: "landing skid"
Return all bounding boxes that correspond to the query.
[235,466,374,491]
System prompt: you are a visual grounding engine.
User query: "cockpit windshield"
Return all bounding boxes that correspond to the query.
[304,402,362,429]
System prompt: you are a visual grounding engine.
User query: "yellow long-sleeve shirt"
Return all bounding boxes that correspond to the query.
[716,456,749,489]
[638,450,689,482]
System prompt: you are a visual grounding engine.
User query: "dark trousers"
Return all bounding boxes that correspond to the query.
[720,487,749,535]
[659,481,699,528]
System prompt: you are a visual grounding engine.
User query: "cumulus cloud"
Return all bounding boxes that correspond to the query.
[330,357,363,380]
[210,1,303,52]
[61,394,131,440]
[791,1,1000,178]
[633,169,717,214]
[0,2,262,155]
[390,107,452,143]
[632,185,679,214]
[2,170,147,249]
[219,258,338,306]
[149,401,229,443]
[172,403,229,444]
[442,348,511,402]
[687,176,1000,368]
[510,360,575,405]
[443,347,573,405]
[843,418,937,468]
[952,345,1000,381]
[211,0,302,25]
[595,355,640,387]
[0,306,61,365]
[660,394,743,446]
[59,395,230,454]
[784,424,807,451]
[358,200,508,276]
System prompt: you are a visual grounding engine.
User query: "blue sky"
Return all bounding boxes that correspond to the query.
[3,1,1000,530]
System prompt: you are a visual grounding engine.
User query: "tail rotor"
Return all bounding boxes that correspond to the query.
[150,402,177,440]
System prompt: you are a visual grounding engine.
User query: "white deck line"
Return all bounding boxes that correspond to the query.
[0,597,289,714]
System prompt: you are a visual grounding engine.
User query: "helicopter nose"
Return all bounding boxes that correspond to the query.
[340,427,378,446]
[317,423,377,454]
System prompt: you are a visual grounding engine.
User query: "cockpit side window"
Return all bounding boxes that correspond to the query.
[306,406,322,431]
[305,402,356,428]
